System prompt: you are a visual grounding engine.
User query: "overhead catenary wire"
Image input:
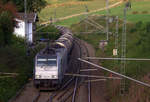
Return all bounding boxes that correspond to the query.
[85,57,150,61]
[84,79,107,82]
[78,58,150,88]
[65,73,122,80]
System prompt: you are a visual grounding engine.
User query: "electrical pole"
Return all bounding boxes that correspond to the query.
[120,1,131,95]
[115,16,119,57]
[120,3,128,95]
[24,0,30,56]
[54,8,57,22]
[106,0,109,41]
[85,5,89,33]
[24,0,27,41]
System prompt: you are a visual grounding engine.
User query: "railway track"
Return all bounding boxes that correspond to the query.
[9,27,92,102]
[45,37,83,102]
[45,37,91,102]
[71,37,91,102]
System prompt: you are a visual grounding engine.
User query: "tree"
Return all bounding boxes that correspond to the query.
[0,2,17,46]
[1,0,47,12]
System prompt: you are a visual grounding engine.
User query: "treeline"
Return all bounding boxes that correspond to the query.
[1,0,47,12]
[0,1,17,46]
[0,0,47,47]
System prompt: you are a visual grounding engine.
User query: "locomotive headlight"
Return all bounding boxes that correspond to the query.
[52,75,57,78]
[35,75,41,79]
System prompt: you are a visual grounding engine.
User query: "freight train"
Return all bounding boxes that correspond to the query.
[33,26,74,90]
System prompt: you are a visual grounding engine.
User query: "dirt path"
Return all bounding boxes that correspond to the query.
[41,0,123,25]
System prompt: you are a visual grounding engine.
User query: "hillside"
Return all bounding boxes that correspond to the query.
[39,0,150,26]
[71,15,150,102]
[39,0,119,23]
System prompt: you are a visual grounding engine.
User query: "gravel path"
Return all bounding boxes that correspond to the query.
[41,1,123,25]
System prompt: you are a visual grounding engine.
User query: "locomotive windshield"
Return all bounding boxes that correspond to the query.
[37,56,57,66]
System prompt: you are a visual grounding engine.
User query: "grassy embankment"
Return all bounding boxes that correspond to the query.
[71,14,150,101]
[69,0,150,101]
[47,0,150,27]
[0,25,60,102]
[39,0,118,23]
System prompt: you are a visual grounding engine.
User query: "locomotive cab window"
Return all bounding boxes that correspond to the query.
[37,56,57,66]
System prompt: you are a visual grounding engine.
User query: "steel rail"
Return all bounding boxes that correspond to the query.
[48,73,75,102]
[32,92,41,102]
[80,38,91,102]
[48,38,81,102]
[78,58,150,88]
[71,38,82,102]
[85,57,150,61]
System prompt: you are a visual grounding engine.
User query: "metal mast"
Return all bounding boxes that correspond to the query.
[115,16,119,50]
[24,0,30,56]
[106,0,109,41]
[24,0,27,41]
[115,16,119,58]
[85,5,89,32]
[120,4,127,95]
[54,8,57,22]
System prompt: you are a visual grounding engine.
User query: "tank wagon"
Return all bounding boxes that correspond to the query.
[34,26,74,90]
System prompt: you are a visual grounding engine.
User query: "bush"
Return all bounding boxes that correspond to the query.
[145,22,150,33]
[36,24,60,41]
[132,11,138,14]
[142,11,148,14]
[0,11,14,46]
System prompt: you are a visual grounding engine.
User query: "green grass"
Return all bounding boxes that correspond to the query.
[46,0,78,4]
[93,0,150,22]
[71,15,150,101]
[39,0,117,22]
[50,0,150,26]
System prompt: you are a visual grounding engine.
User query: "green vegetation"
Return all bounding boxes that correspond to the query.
[71,15,150,101]
[2,0,47,12]
[0,2,17,46]
[50,0,150,26]
[0,24,60,102]
[0,11,13,46]
[93,0,150,23]
[36,24,60,40]
[39,0,117,22]
[0,36,33,102]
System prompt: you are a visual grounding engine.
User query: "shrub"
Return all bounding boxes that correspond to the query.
[142,11,148,14]
[36,24,60,41]
[0,11,14,46]
[145,22,150,33]
[132,11,138,14]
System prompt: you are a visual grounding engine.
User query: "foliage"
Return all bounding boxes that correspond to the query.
[1,0,47,12]
[0,1,17,46]
[71,15,150,101]
[36,24,60,40]
[0,36,30,102]
[0,24,60,101]
[0,12,14,46]
[39,0,116,23]
[52,0,150,27]
[0,35,44,102]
